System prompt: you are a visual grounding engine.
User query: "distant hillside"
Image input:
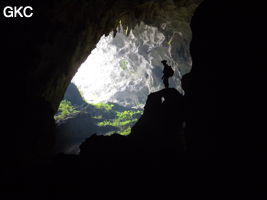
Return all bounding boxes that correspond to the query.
[53,83,143,154]
[63,82,86,106]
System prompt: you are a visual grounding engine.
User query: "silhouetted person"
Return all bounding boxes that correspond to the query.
[161,60,174,88]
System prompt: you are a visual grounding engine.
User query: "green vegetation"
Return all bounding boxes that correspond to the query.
[117,110,142,120]
[54,100,79,121]
[119,59,128,70]
[97,110,142,136]
[91,102,114,111]
[55,99,143,136]
[118,127,131,136]
[167,37,173,46]
[92,115,103,119]
[125,26,129,35]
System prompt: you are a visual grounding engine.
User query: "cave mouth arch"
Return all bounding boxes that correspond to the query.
[38,0,201,115]
[54,19,193,154]
[49,0,201,155]
[16,0,203,157]
[71,21,188,108]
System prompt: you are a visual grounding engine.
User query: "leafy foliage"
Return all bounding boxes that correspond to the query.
[55,99,143,136]
[92,115,103,119]
[97,110,142,136]
[54,100,79,121]
[118,127,131,136]
[119,59,128,70]
[91,102,114,111]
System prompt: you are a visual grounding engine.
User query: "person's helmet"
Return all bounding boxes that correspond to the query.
[161,60,167,64]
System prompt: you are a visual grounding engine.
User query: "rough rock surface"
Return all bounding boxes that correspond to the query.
[2,0,267,188]
[78,88,187,167]
[2,0,202,161]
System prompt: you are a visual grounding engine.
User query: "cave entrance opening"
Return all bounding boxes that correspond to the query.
[72,21,185,108]
[54,21,192,154]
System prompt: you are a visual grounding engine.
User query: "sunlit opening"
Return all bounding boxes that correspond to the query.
[72,22,189,108]
[55,21,192,154]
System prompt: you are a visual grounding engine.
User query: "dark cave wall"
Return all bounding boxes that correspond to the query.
[1,0,265,171]
[2,0,202,160]
[15,0,202,114]
[182,0,265,159]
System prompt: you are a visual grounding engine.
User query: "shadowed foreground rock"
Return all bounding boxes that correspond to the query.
[78,88,187,168]
[9,89,187,186]
[7,0,267,187]
[2,0,202,163]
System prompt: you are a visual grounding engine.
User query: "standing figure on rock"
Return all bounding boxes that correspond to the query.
[161,60,174,88]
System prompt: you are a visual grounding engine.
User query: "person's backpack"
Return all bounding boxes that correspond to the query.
[166,65,174,77]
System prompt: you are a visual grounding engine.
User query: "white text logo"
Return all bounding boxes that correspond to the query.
[3,6,33,18]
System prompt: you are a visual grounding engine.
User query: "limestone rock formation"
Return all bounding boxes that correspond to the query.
[2,0,202,160]
[78,88,187,168]
[1,0,203,160]
[2,0,267,187]
[63,83,87,107]
[130,88,186,152]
